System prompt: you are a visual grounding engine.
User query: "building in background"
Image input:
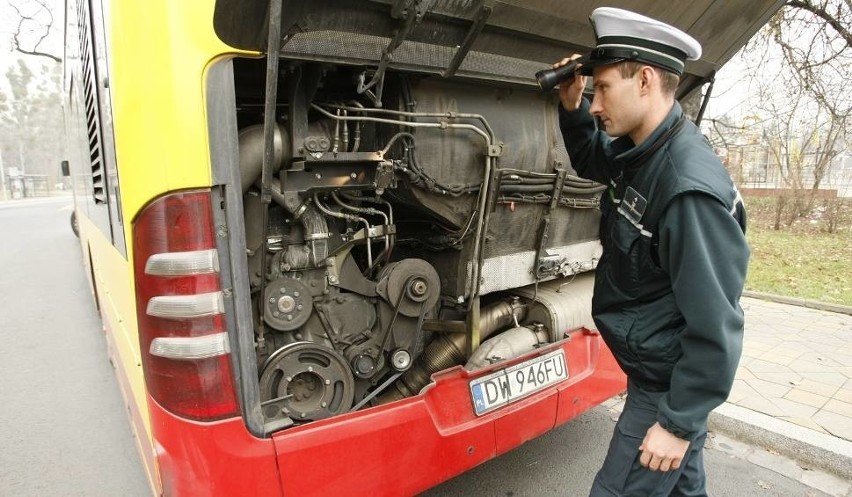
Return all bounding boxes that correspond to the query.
[2,167,50,199]
[703,119,851,198]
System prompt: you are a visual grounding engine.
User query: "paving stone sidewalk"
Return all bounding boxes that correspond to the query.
[732,296,852,442]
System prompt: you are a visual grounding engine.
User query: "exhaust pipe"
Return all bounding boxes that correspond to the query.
[377,298,527,403]
[238,124,289,193]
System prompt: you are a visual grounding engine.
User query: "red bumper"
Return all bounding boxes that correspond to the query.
[149,328,624,496]
[150,403,283,497]
[272,328,624,497]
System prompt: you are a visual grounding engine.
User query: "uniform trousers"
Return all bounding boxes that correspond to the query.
[589,380,708,497]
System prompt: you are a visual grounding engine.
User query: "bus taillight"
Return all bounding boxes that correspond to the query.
[132,190,240,421]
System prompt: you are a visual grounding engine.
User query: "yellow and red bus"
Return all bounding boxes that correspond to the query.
[62,1,781,495]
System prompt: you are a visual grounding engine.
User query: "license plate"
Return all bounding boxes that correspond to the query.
[470,349,568,416]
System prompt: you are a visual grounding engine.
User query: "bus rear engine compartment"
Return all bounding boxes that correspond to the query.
[233,60,606,428]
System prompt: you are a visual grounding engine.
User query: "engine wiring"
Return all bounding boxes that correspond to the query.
[316,102,607,200]
[312,96,607,307]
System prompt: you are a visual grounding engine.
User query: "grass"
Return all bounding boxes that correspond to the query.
[744,197,852,306]
[746,228,852,305]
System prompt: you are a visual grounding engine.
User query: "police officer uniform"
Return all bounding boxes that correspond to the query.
[558,8,750,496]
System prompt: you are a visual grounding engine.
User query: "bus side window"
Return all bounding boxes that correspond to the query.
[74,0,126,256]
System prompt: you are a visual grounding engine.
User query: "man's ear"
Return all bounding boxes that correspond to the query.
[638,66,655,95]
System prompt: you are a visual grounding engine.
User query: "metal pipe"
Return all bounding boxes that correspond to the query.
[479,299,527,341]
[313,194,373,267]
[309,104,492,146]
[352,119,362,153]
[323,103,496,144]
[695,72,716,126]
[312,103,499,310]
[465,325,549,370]
[500,184,607,194]
[346,101,365,152]
[332,109,341,153]
[376,298,527,403]
[257,0,283,358]
[332,191,389,225]
[341,110,349,152]
[264,182,329,265]
[238,124,290,193]
[332,192,389,262]
[341,192,395,264]
[467,156,492,309]
[380,132,416,156]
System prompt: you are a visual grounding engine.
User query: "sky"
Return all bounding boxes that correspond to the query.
[704,54,752,121]
[0,0,61,53]
[0,0,61,88]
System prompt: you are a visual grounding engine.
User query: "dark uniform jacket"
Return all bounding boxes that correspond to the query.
[559,99,750,440]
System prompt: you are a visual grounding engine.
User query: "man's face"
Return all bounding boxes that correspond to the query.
[589,64,644,139]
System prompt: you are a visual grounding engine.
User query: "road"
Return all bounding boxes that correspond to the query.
[0,196,832,497]
[0,197,150,497]
[423,407,833,496]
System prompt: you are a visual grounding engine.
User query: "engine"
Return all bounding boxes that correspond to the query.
[234,60,605,427]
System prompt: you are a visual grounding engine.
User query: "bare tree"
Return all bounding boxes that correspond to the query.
[1,0,63,196]
[8,0,60,63]
[786,1,852,50]
[705,117,745,176]
[770,1,851,119]
[0,60,63,184]
[756,83,846,228]
[737,0,851,230]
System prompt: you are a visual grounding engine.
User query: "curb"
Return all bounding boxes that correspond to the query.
[742,290,852,316]
[709,403,852,481]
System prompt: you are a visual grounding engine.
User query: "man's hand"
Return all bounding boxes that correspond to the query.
[639,422,690,472]
[553,55,587,112]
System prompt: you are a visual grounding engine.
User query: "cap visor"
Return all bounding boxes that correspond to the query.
[579,57,624,75]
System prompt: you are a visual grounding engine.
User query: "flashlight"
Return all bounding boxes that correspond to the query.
[535,55,588,91]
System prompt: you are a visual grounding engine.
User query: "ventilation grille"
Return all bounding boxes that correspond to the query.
[282,31,548,85]
[77,0,105,204]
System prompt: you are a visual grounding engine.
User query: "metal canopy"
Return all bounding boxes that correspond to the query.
[214,0,784,90]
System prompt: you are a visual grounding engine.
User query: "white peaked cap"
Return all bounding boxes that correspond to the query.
[583,7,703,76]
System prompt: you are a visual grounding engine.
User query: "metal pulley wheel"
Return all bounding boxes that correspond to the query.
[376,259,440,317]
[263,277,313,331]
[259,342,355,422]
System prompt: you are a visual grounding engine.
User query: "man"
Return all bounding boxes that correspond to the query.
[555,8,749,497]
